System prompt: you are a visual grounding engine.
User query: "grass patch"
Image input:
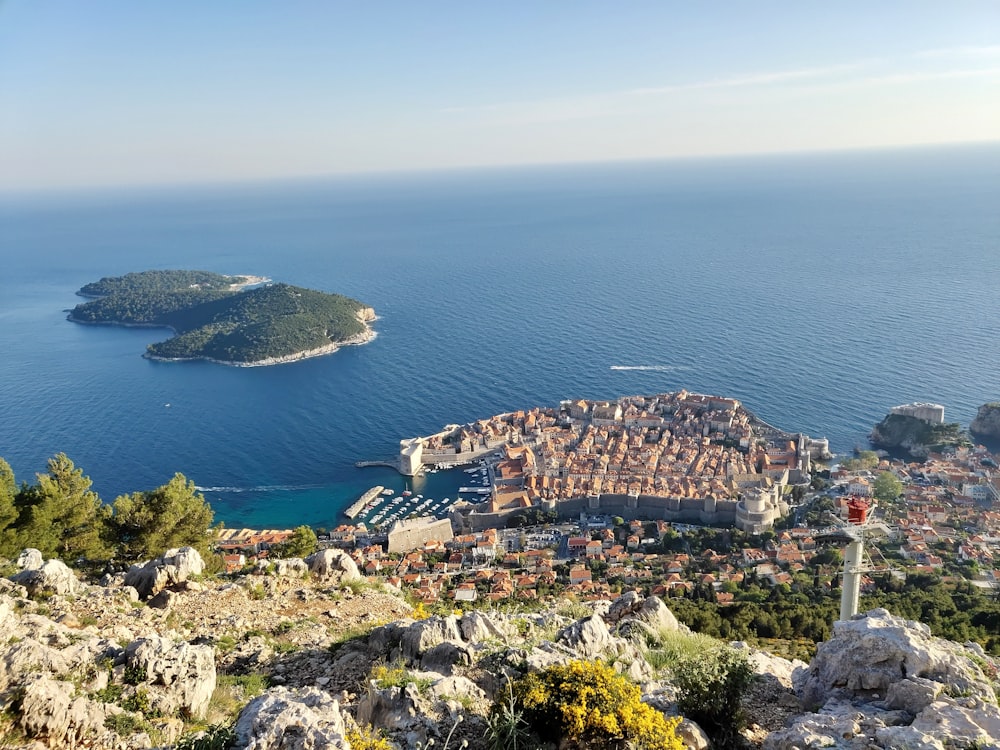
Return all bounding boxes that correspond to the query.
[207,673,270,723]
[269,639,300,655]
[328,622,380,651]
[215,635,237,654]
[641,629,721,676]
[370,662,435,693]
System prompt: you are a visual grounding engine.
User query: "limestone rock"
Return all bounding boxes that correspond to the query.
[605,590,643,624]
[0,577,28,599]
[874,726,946,750]
[638,595,682,632]
[19,676,118,747]
[305,549,360,581]
[428,675,487,705]
[420,641,473,675]
[676,718,711,750]
[460,610,510,643]
[556,613,616,659]
[0,597,19,634]
[733,641,808,690]
[799,609,994,709]
[125,635,216,718]
[123,547,205,599]
[885,676,943,713]
[910,697,1000,745]
[16,548,44,571]
[0,638,70,691]
[233,687,349,750]
[272,557,309,577]
[356,683,434,736]
[148,589,177,609]
[400,615,464,664]
[763,710,864,750]
[10,558,80,597]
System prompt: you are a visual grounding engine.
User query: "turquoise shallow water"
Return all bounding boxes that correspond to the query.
[1,144,998,529]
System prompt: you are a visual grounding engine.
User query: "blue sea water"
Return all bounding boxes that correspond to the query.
[1,144,998,530]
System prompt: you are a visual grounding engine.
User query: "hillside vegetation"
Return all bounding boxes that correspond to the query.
[78,270,250,297]
[69,270,373,364]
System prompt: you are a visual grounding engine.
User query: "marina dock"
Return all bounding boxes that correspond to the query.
[345,485,384,518]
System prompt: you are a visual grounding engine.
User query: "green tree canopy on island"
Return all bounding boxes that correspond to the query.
[107,473,215,561]
[9,453,110,561]
[69,271,372,365]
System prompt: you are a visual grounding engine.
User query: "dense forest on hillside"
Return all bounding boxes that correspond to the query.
[78,269,250,297]
[69,270,372,364]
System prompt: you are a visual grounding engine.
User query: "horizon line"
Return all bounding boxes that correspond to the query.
[2,138,998,198]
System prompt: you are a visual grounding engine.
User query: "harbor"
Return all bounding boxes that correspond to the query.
[344,459,493,529]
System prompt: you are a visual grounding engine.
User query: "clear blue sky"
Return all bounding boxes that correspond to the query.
[1,1,998,189]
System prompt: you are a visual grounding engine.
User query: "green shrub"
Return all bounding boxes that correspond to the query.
[93,683,123,704]
[672,646,754,749]
[122,664,147,685]
[215,635,237,654]
[246,583,266,601]
[175,723,235,750]
[502,659,683,750]
[104,713,149,736]
[121,686,159,716]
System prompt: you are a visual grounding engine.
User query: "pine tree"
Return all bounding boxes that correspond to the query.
[108,473,214,561]
[0,458,20,557]
[13,453,110,561]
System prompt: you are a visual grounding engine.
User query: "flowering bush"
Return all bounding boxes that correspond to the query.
[501,659,683,750]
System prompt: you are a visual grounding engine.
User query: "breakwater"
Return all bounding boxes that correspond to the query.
[344,486,384,519]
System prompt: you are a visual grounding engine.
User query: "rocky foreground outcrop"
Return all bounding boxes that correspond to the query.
[768,609,1000,750]
[1,550,997,750]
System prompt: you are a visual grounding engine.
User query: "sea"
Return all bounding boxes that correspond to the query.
[1,143,998,531]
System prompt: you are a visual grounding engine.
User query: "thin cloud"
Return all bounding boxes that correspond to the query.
[856,67,1000,86]
[628,62,874,96]
[439,55,1000,123]
[442,60,878,116]
[915,45,1000,59]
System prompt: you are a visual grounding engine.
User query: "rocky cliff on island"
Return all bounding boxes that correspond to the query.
[1,546,998,750]
[971,402,1000,440]
[870,412,970,457]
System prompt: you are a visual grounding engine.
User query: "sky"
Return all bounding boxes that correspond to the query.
[1,1,998,190]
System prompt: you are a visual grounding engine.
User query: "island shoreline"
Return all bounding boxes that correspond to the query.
[142,325,378,367]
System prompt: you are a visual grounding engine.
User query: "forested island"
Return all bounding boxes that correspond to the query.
[69,270,376,365]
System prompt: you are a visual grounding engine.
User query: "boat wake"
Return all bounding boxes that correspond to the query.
[194,484,324,494]
[609,365,684,372]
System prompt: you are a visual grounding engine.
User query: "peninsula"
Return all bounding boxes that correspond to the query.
[68,270,375,366]
[387,391,829,533]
